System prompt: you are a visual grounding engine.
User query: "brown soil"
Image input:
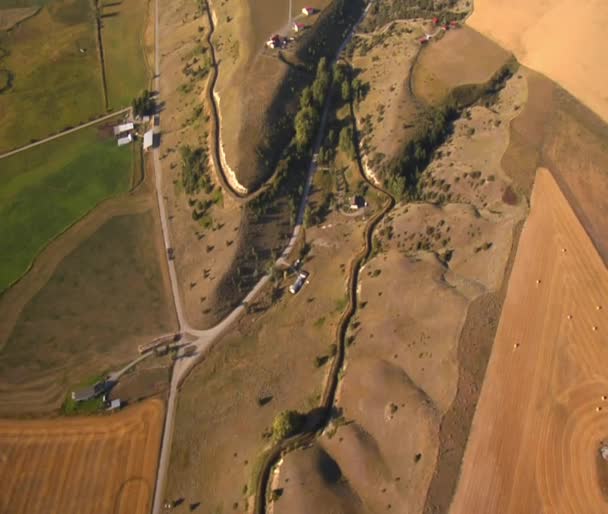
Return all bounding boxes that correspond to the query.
[0,398,164,514]
[450,168,608,514]
[412,25,512,106]
[0,157,176,417]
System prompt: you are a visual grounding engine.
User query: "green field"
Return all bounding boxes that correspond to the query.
[0,210,175,415]
[0,121,132,292]
[101,0,152,109]
[0,0,104,152]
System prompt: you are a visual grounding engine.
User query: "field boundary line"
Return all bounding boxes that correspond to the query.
[0,108,129,160]
[93,0,110,110]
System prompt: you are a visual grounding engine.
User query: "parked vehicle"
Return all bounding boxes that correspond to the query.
[289,271,309,294]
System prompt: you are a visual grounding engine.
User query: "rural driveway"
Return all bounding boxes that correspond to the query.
[0,108,131,161]
[151,1,375,512]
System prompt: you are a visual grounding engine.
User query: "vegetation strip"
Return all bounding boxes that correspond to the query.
[252,86,396,514]
[94,0,110,111]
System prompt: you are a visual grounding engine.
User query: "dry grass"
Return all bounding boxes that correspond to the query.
[468,0,608,124]
[0,6,38,30]
[166,203,369,512]
[0,398,164,514]
[157,0,245,328]
[412,25,512,106]
[272,56,531,513]
[351,20,426,171]
[451,168,608,513]
[502,67,608,264]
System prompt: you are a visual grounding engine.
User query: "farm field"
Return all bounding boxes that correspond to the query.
[0,158,176,417]
[0,116,133,293]
[450,168,608,514]
[412,25,512,106]
[502,66,608,264]
[0,398,164,514]
[468,0,608,124]
[0,0,103,152]
[102,0,153,109]
[0,210,176,416]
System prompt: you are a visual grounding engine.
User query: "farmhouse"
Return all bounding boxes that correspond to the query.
[117,133,133,146]
[106,399,122,411]
[266,34,282,49]
[350,195,367,210]
[113,122,134,136]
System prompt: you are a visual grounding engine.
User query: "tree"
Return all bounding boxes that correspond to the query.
[304,205,312,228]
[294,106,319,152]
[312,57,331,107]
[339,125,356,160]
[341,80,352,102]
[132,90,155,118]
[300,86,313,109]
[272,410,304,442]
[180,145,210,194]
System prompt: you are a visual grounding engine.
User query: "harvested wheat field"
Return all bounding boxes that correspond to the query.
[412,25,512,106]
[468,0,608,124]
[451,168,608,514]
[0,399,164,514]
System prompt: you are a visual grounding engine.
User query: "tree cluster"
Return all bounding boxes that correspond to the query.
[364,0,462,32]
[132,90,155,118]
[179,145,212,195]
[383,103,457,199]
[294,57,332,152]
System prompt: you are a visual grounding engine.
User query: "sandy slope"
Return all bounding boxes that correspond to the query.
[468,0,608,123]
[451,168,608,514]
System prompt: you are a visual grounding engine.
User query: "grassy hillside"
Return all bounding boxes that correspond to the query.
[0,120,132,292]
[0,0,104,152]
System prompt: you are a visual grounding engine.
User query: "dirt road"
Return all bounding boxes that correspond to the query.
[0,108,130,161]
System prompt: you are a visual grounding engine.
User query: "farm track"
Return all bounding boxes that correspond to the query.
[0,108,130,160]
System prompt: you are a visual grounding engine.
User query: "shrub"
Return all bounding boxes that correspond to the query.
[272,410,304,442]
[132,90,155,117]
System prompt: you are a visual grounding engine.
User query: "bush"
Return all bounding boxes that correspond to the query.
[132,89,155,117]
[339,125,356,160]
[294,106,320,152]
[180,145,211,194]
[272,410,304,442]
